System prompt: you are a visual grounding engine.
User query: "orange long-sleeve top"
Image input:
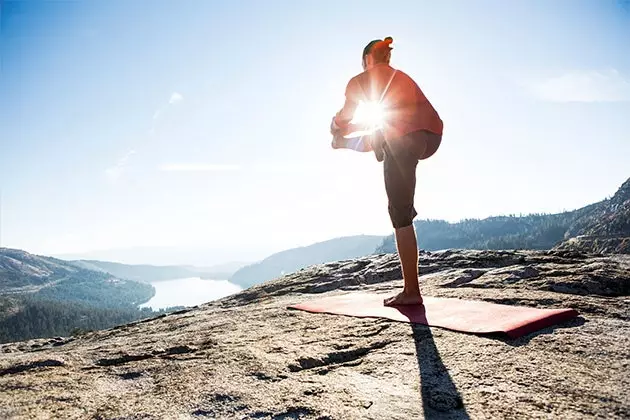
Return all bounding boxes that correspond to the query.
[333,63,443,141]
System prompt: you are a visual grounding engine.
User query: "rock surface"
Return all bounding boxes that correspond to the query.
[0,249,629,419]
[554,235,630,255]
[556,177,630,254]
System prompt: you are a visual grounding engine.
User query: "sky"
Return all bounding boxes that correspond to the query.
[1,0,629,265]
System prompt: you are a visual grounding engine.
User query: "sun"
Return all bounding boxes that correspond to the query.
[344,100,387,138]
[351,100,386,127]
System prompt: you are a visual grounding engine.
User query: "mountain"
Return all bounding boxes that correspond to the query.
[229,235,385,288]
[229,178,629,289]
[53,245,264,268]
[184,261,249,274]
[0,248,170,344]
[375,177,630,255]
[554,177,630,254]
[68,260,240,283]
[1,249,627,418]
[0,248,153,305]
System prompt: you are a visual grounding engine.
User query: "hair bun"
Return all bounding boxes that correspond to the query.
[374,37,393,51]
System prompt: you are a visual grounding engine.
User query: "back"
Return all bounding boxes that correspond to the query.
[347,64,443,140]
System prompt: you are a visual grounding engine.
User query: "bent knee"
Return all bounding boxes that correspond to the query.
[388,204,417,229]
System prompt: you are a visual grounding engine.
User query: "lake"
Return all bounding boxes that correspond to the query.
[139,277,243,310]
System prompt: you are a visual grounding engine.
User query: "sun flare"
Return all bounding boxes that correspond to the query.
[344,101,387,138]
[351,100,386,127]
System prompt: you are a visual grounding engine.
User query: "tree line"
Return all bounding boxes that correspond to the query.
[375,212,581,254]
[0,294,183,344]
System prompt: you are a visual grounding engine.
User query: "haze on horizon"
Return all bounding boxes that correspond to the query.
[1,0,629,265]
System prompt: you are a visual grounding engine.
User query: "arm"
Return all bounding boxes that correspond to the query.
[330,78,374,152]
[330,79,359,136]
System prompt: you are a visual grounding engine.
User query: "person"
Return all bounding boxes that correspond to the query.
[330,36,443,307]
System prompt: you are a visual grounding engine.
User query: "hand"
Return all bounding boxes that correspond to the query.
[330,116,341,135]
[347,122,365,132]
[331,133,345,149]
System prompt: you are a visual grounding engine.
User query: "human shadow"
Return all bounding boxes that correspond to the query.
[411,322,471,420]
[407,311,584,418]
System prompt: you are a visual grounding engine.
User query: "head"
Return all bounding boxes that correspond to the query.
[362,36,393,71]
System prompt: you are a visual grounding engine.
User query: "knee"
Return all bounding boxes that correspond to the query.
[388,204,417,229]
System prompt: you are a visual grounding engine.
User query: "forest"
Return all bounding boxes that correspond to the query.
[374,211,588,254]
[0,294,182,344]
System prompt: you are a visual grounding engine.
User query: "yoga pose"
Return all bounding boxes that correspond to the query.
[330,37,443,306]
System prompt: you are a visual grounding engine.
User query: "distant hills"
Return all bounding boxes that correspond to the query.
[68,260,241,284]
[0,248,152,304]
[375,177,630,255]
[52,246,260,269]
[229,177,629,288]
[229,235,385,288]
[0,248,177,344]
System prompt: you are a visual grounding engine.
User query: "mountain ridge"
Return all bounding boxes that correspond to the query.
[375,176,630,255]
[68,260,239,283]
[229,235,385,288]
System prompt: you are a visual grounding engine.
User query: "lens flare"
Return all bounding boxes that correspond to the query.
[344,101,387,138]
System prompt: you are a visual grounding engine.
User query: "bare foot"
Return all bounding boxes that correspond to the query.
[383,290,423,307]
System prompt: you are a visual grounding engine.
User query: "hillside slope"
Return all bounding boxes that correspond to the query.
[1,248,89,292]
[555,177,630,254]
[376,177,629,255]
[229,235,384,288]
[0,248,153,305]
[0,248,158,344]
[0,249,628,419]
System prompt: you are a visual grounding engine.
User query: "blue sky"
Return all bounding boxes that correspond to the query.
[1,0,629,264]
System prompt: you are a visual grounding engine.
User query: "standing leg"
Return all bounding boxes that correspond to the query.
[391,224,421,301]
[382,141,423,306]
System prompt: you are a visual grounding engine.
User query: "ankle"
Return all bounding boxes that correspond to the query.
[403,286,421,296]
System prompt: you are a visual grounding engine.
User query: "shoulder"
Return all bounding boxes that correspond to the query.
[348,70,369,86]
[395,68,419,86]
[389,67,412,80]
[344,71,368,95]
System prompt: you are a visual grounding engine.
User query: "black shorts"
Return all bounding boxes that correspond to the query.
[380,130,441,229]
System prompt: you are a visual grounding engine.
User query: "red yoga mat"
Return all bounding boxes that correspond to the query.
[288,292,579,339]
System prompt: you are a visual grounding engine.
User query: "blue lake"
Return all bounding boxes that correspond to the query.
[139,277,242,310]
